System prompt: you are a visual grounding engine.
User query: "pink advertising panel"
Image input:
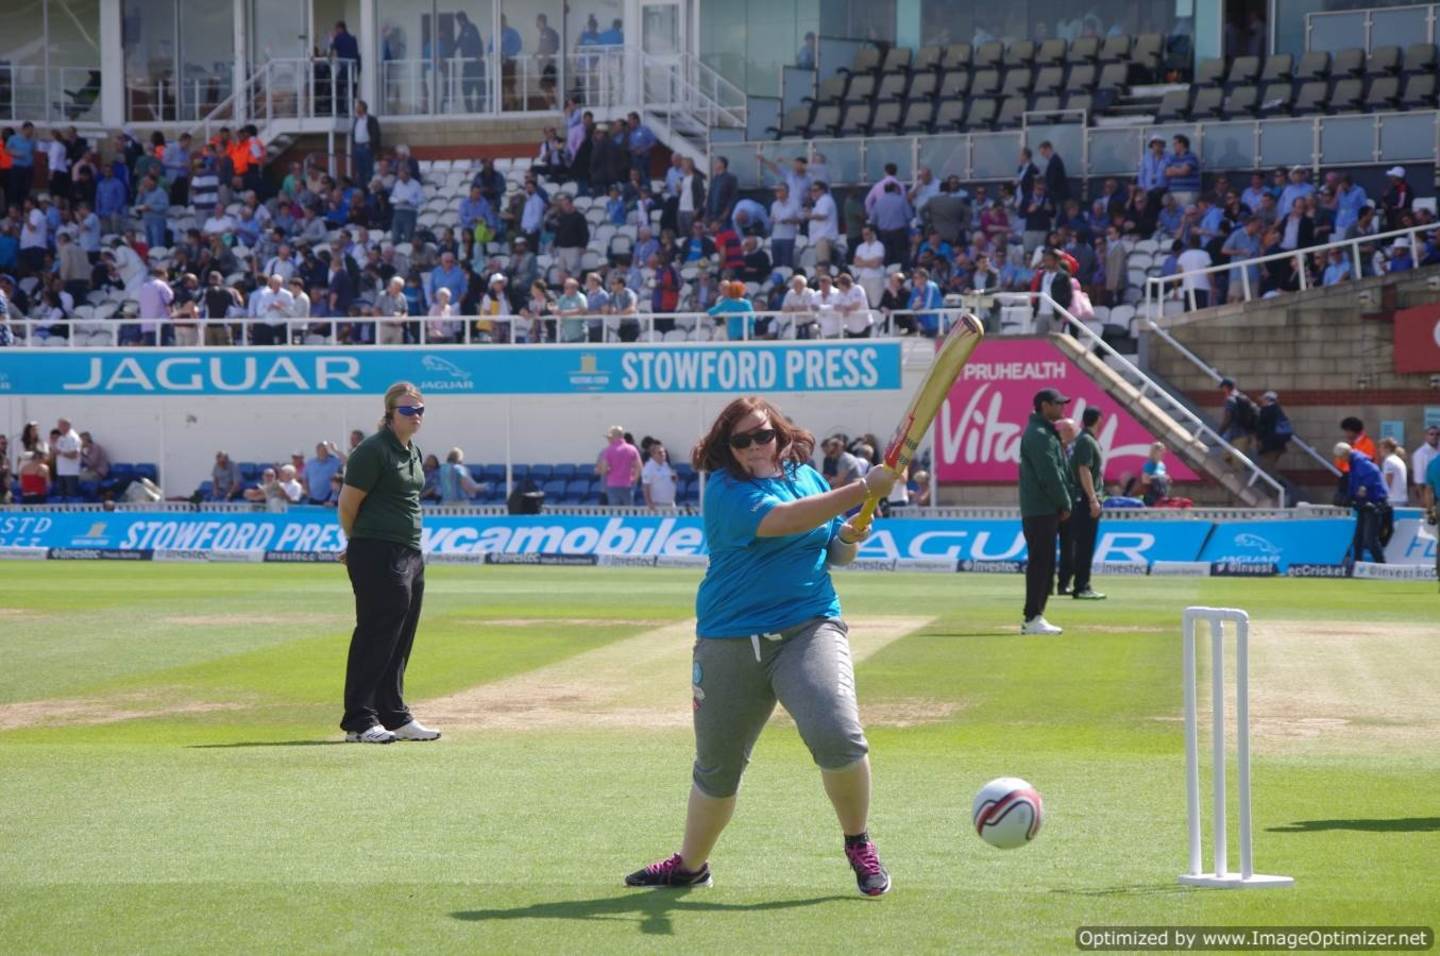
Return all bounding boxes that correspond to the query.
[935,338,1199,483]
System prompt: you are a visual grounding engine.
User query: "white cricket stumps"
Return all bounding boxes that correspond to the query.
[1179,607,1294,890]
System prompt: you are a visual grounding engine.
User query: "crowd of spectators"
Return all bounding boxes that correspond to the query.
[0,416,117,504]
[2,108,1437,347]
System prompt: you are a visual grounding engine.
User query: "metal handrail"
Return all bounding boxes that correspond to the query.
[1141,220,1425,480]
[640,53,746,132]
[188,57,358,144]
[717,108,1440,186]
[993,290,1288,506]
[2,307,972,349]
[1143,222,1428,315]
[1139,319,1343,478]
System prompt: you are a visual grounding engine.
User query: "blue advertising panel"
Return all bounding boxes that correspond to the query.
[1,510,1212,565]
[1197,519,1355,572]
[0,343,901,396]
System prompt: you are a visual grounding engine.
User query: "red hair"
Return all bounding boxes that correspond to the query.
[691,396,815,476]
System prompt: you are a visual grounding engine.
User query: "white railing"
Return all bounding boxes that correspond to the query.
[568,49,627,110]
[379,56,495,115]
[2,308,968,349]
[640,52,746,131]
[1144,223,1430,315]
[1,64,103,123]
[189,57,357,144]
[993,290,1289,506]
[1140,226,1417,480]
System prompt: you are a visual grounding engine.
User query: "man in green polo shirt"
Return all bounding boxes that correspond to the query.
[1066,406,1107,600]
[1019,387,1072,635]
[336,381,440,744]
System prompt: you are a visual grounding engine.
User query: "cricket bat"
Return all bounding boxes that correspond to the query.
[851,313,985,533]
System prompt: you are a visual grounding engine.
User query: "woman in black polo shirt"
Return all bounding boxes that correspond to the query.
[337,381,440,743]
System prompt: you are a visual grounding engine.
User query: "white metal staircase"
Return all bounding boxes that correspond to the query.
[994,292,1289,507]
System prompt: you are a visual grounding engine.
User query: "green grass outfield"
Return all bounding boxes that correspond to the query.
[0,564,1436,954]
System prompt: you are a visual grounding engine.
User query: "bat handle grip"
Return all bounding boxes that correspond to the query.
[850,496,881,536]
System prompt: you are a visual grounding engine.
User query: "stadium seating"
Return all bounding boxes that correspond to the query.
[770,39,1440,138]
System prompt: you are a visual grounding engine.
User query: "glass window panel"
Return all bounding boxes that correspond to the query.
[758,140,803,186]
[746,0,797,98]
[916,134,968,180]
[571,0,622,110]
[45,0,102,123]
[123,0,176,121]
[1370,8,1429,50]
[0,0,57,122]
[1378,112,1438,163]
[713,142,760,188]
[379,0,433,116]
[1306,11,1357,53]
[1258,118,1315,168]
[919,1,972,46]
[1023,125,1083,173]
[501,0,564,112]
[864,137,912,183]
[1277,0,1329,57]
[700,0,747,93]
[1199,120,1256,171]
[1088,128,1141,176]
[1319,116,1373,165]
[177,0,231,122]
[820,0,896,43]
[813,140,862,185]
[436,2,496,114]
[969,131,1021,179]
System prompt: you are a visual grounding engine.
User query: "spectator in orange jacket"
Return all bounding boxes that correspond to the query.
[1338,416,1376,473]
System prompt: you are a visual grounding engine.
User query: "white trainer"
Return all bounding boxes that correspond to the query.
[391,719,442,741]
[345,726,397,744]
[1020,616,1064,636]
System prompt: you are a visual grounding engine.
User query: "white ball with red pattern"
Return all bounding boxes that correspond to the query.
[972,777,1044,849]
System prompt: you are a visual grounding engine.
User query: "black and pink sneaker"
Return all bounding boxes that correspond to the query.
[844,840,892,897]
[624,853,713,888]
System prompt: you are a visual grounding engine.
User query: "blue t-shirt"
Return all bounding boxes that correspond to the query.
[1427,454,1440,497]
[707,297,754,340]
[304,455,342,500]
[696,463,842,638]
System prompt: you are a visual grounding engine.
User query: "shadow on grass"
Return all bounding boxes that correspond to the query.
[1268,817,1440,833]
[187,740,348,748]
[453,892,856,935]
[1049,884,1191,898]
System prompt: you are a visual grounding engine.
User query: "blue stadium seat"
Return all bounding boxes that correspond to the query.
[573,463,595,476]
[553,463,578,479]
[78,481,100,499]
[133,463,158,482]
[238,462,260,479]
[481,464,505,483]
[111,462,134,477]
[529,464,553,482]
[541,479,566,500]
[564,479,591,501]
[197,480,215,499]
[509,464,530,481]
[467,464,485,481]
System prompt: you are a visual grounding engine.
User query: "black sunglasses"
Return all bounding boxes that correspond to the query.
[729,428,777,450]
[395,404,425,417]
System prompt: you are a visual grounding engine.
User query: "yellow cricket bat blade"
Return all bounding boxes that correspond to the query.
[853,314,985,532]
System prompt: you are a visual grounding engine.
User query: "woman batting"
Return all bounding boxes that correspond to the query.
[336,381,441,743]
[625,396,898,896]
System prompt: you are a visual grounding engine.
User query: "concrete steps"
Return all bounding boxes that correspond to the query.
[1049,334,1280,507]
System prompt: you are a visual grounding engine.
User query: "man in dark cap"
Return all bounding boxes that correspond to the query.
[1019,388,1073,634]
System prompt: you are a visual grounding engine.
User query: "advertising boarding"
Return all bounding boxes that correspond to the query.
[934,338,1199,484]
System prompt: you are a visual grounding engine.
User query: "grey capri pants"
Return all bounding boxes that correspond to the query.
[691,617,869,798]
